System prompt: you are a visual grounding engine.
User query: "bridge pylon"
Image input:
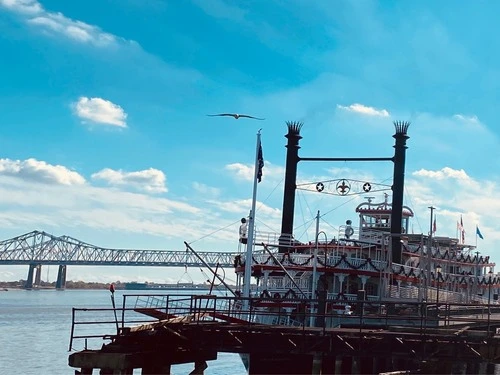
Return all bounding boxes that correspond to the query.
[56,265,67,289]
[25,263,42,289]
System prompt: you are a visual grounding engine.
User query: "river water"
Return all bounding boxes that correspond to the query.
[0,289,246,375]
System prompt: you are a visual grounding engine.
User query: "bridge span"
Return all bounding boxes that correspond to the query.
[0,231,237,289]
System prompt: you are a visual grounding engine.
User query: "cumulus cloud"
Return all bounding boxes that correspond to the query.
[0,0,41,14]
[0,158,85,185]
[225,163,253,181]
[412,167,470,181]
[0,0,126,47]
[74,97,127,127]
[0,173,203,244]
[337,103,390,117]
[225,161,283,183]
[91,168,167,193]
[207,198,281,219]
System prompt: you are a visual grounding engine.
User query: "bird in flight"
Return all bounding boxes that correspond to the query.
[207,113,265,120]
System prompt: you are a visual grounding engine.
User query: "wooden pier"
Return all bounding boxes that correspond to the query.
[68,295,500,374]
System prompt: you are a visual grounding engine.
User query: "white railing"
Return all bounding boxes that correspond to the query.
[385,284,472,304]
[266,275,311,293]
[253,232,294,247]
[252,251,388,272]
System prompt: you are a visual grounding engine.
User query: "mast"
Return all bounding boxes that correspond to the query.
[242,130,262,303]
[426,206,435,301]
[310,210,320,327]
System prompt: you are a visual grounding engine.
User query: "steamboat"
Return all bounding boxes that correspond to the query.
[69,121,500,374]
[221,120,498,327]
[231,193,496,327]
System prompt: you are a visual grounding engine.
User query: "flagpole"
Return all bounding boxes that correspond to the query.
[242,130,262,309]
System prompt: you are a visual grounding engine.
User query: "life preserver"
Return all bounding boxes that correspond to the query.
[273,292,281,299]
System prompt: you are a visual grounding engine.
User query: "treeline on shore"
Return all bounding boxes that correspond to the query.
[0,280,127,289]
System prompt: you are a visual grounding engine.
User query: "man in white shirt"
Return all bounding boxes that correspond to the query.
[239,218,248,244]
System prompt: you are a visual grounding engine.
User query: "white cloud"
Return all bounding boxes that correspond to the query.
[0,0,128,47]
[412,167,470,181]
[0,0,41,14]
[91,168,167,193]
[0,174,199,234]
[0,158,85,185]
[225,162,253,181]
[74,97,127,127]
[337,103,390,117]
[224,161,283,183]
[207,198,281,219]
[403,168,500,250]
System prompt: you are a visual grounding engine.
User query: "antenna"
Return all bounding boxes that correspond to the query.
[364,196,374,205]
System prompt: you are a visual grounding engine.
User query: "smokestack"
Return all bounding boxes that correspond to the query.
[279,121,303,252]
[390,121,410,264]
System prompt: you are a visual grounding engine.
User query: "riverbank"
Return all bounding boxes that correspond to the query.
[0,280,126,290]
[0,280,219,290]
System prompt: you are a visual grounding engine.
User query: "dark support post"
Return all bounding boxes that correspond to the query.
[359,356,374,374]
[142,364,171,374]
[340,356,353,375]
[249,353,313,374]
[56,264,67,289]
[25,263,36,289]
[488,270,493,335]
[486,362,496,374]
[390,121,410,264]
[316,290,327,328]
[279,121,303,252]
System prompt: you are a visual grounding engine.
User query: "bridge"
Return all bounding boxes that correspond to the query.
[0,231,237,289]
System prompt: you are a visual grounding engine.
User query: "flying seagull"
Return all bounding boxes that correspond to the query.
[207,113,265,120]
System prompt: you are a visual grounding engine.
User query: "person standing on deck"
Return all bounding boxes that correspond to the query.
[239,218,248,244]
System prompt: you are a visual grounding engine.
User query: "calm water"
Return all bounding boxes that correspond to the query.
[0,289,246,375]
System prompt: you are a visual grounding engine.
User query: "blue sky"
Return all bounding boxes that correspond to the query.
[0,0,499,284]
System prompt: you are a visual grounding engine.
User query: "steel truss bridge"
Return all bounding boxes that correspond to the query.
[0,231,237,289]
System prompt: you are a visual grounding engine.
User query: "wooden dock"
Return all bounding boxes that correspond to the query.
[68,295,500,374]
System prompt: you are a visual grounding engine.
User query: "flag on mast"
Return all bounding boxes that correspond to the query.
[242,131,263,305]
[433,216,437,234]
[476,226,484,240]
[257,141,264,183]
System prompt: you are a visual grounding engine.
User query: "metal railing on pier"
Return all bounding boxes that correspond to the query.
[69,293,500,352]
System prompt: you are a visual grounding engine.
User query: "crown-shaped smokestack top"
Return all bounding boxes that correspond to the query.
[286,121,303,136]
[393,121,410,135]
